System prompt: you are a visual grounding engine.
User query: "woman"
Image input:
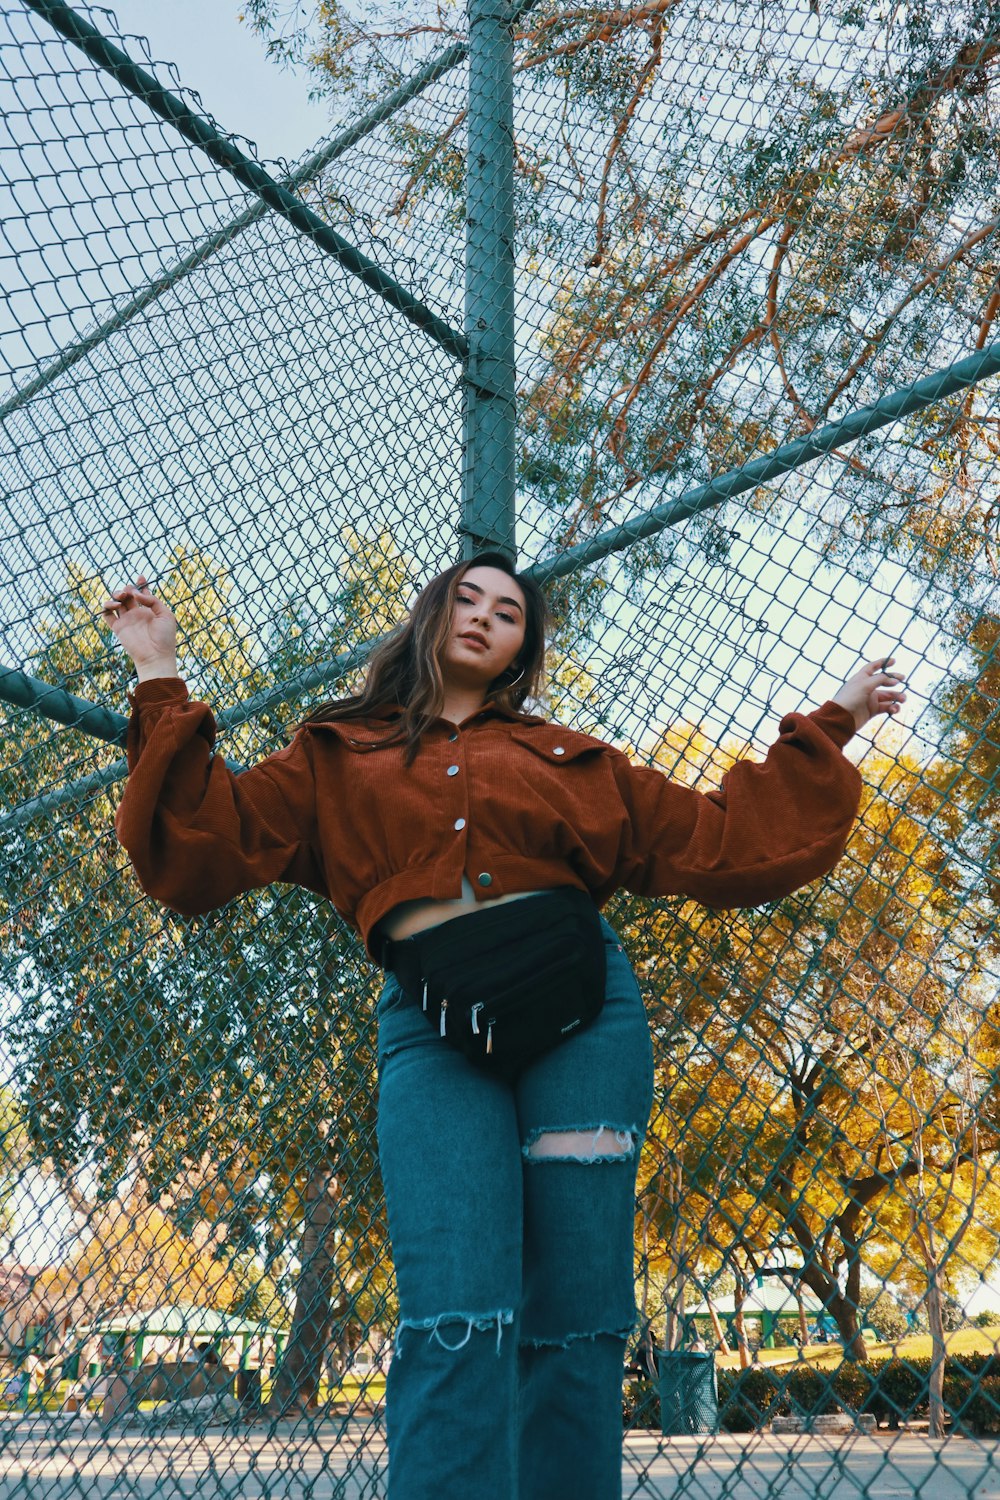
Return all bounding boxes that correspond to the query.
[103,552,904,1499]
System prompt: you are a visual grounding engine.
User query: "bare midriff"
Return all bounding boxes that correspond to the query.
[379,876,551,941]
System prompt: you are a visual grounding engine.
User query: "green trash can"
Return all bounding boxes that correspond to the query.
[658,1351,718,1435]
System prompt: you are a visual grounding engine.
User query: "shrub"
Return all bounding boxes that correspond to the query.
[943,1354,1000,1433]
[784,1366,837,1417]
[831,1361,872,1414]
[622,1379,658,1430]
[716,1355,1000,1433]
[963,1375,1000,1435]
[717,1367,782,1432]
[862,1357,929,1428]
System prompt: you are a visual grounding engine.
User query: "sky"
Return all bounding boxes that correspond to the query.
[110,0,331,166]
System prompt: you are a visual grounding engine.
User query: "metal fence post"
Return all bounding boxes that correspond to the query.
[461,0,516,560]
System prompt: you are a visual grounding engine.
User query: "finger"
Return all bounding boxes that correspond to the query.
[116,586,154,608]
[95,584,153,617]
[96,596,129,618]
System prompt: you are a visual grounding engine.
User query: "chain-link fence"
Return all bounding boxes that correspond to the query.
[1,0,999,1495]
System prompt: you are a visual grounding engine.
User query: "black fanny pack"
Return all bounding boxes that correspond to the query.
[379,887,607,1074]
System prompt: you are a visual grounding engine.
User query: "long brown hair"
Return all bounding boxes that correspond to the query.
[301,552,550,762]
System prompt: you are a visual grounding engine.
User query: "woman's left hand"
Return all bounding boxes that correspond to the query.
[832,658,907,731]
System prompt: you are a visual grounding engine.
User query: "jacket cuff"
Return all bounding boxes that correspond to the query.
[127,677,189,710]
[807,700,857,749]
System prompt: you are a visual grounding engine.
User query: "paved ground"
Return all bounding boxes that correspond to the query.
[0,1417,998,1497]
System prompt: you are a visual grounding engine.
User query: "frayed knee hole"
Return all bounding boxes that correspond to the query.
[525,1127,635,1161]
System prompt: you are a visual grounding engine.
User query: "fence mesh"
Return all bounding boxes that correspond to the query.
[1,0,999,1495]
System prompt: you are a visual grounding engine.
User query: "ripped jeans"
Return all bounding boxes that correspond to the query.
[376,915,655,1500]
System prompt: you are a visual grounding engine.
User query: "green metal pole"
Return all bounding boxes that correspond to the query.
[0,666,128,745]
[460,0,516,559]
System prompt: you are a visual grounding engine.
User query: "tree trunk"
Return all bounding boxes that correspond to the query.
[927,1266,947,1440]
[665,1280,686,1352]
[799,1262,868,1360]
[706,1295,730,1355]
[797,1293,809,1347]
[269,1168,339,1415]
[733,1278,751,1370]
[830,1293,868,1361]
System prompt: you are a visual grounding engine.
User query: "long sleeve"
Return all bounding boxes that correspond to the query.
[115,678,329,915]
[610,700,862,908]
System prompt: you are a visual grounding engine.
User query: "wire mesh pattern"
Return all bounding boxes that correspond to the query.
[1,0,999,1496]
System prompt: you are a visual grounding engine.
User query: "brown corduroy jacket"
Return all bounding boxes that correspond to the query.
[116,678,863,958]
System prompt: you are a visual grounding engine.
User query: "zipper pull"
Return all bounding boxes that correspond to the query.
[422,979,428,1013]
[486,1019,493,1055]
[471,1003,484,1036]
[440,998,448,1037]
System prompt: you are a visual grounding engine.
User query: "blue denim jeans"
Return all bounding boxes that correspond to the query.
[376,914,655,1500]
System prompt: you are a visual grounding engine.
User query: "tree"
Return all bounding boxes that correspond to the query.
[40,1159,247,1326]
[0,534,412,1413]
[616,724,1000,1363]
[864,1290,909,1346]
[245,0,1000,598]
[0,1088,29,1250]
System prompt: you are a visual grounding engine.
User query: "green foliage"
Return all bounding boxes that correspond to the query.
[717,1354,1000,1433]
[963,1374,1000,1435]
[0,537,413,1402]
[864,1292,910,1345]
[622,1379,659,1431]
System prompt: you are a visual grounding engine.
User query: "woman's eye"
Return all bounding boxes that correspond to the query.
[498,612,516,624]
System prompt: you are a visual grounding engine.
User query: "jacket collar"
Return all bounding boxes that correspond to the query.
[305,699,547,736]
[372,700,547,728]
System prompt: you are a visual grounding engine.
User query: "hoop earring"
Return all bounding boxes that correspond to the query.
[503,666,525,689]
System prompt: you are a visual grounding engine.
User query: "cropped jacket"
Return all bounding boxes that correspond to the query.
[115,678,863,958]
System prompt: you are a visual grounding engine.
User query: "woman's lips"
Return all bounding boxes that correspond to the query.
[459,633,488,649]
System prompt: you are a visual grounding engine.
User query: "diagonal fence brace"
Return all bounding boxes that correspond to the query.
[19,0,468,364]
[2,0,544,423]
[527,337,1000,586]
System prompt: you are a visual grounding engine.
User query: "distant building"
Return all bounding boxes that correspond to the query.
[686,1278,825,1349]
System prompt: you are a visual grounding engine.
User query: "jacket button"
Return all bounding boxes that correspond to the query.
[477,872,493,887]
[454,818,466,831]
[448,731,459,742]
[447,764,460,776]
[553,746,565,755]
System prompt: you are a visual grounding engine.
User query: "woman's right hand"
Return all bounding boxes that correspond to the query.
[99,577,179,680]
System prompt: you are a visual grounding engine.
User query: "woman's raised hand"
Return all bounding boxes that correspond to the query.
[831,657,907,731]
[99,577,179,681]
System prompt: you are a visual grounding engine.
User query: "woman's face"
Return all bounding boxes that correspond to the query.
[440,565,527,688]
